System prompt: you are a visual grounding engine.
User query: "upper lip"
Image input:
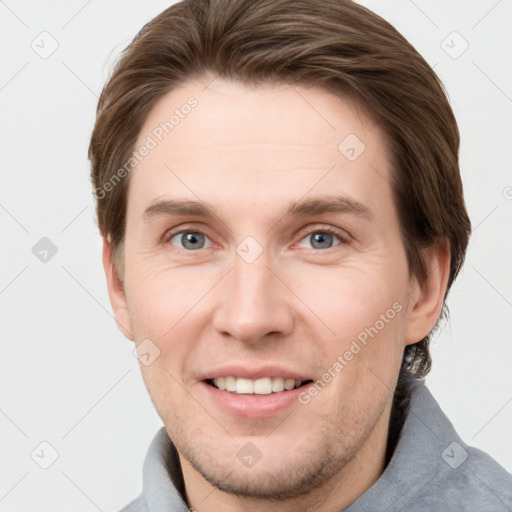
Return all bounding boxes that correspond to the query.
[200,365,313,381]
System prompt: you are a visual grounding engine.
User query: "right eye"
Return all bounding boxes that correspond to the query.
[168,231,212,251]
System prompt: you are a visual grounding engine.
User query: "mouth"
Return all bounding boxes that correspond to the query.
[205,376,313,395]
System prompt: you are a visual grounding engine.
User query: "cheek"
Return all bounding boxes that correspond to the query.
[295,268,407,408]
[292,263,405,336]
[137,357,195,433]
[289,264,409,387]
[124,259,224,352]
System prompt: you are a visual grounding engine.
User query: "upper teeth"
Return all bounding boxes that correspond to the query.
[212,376,302,395]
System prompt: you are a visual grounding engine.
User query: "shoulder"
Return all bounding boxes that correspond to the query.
[410,444,512,511]
[377,378,512,511]
[403,379,512,510]
[118,494,149,512]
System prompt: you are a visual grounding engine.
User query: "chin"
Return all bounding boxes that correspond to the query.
[176,424,354,501]
[192,454,341,500]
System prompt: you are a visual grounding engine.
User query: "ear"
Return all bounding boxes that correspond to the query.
[102,238,135,341]
[404,240,451,345]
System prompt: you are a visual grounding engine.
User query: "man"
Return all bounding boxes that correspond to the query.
[89,0,512,510]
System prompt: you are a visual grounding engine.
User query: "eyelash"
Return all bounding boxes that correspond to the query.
[295,225,349,248]
[163,224,350,251]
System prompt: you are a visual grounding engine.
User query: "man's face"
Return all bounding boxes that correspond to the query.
[113,78,423,498]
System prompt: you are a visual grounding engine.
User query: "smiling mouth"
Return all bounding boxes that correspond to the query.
[205,376,313,395]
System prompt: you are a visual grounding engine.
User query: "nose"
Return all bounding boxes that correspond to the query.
[212,249,294,345]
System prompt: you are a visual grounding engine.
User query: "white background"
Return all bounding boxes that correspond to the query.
[1,1,511,510]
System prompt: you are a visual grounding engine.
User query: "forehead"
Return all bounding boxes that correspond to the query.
[128,78,393,219]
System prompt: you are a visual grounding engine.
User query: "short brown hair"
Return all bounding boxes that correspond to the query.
[89,0,471,380]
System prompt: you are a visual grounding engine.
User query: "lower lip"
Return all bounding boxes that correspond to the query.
[199,381,306,418]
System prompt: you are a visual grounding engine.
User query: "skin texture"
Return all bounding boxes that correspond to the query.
[103,77,450,512]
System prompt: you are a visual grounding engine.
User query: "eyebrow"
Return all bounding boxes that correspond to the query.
[142,195,371,222]
[286,195,371,219]
[143,199,216,221]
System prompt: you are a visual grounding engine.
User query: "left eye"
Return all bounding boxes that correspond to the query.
[297,231,342,250]
[169,231,212,250]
